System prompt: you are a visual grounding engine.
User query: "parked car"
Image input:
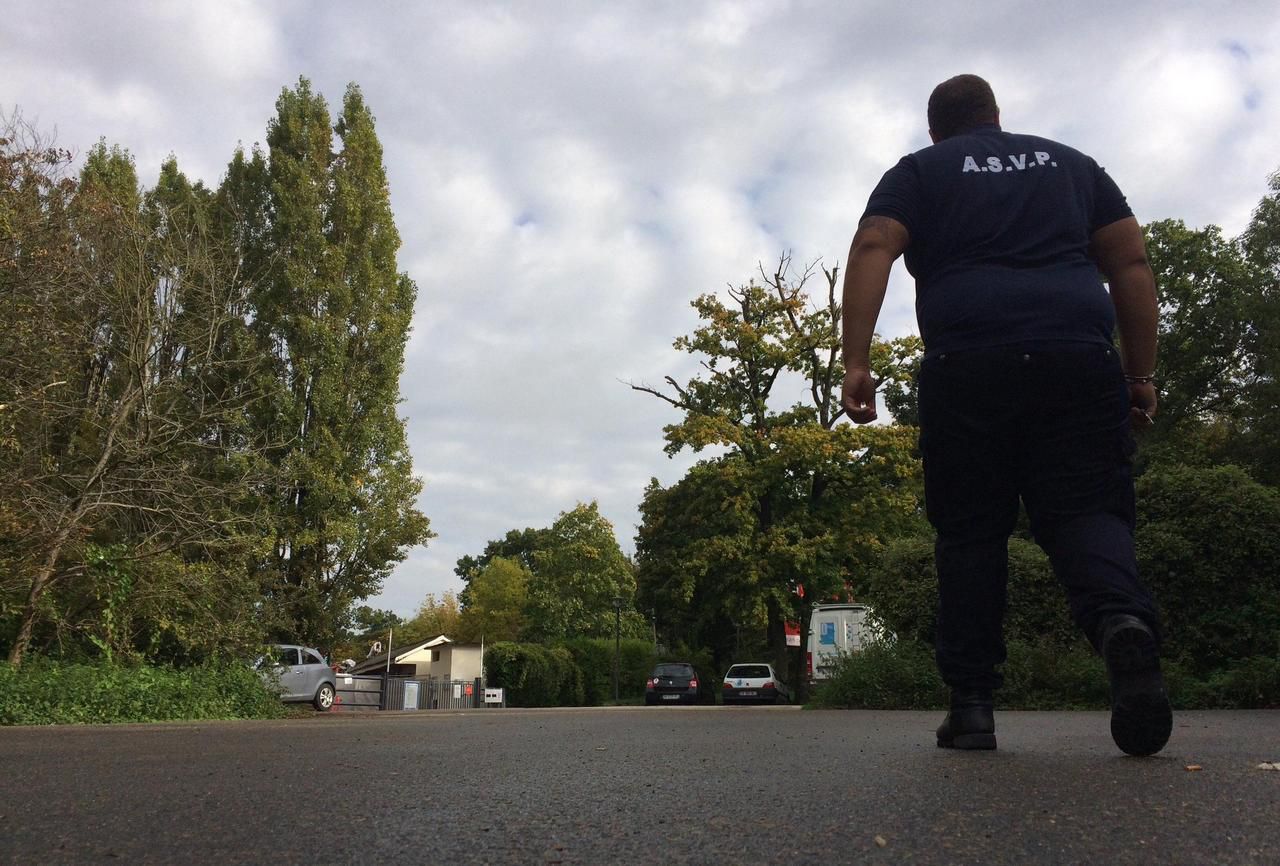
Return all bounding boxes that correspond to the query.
[257,644,337,710]
[721,663,790,705]
[644,662,706,705]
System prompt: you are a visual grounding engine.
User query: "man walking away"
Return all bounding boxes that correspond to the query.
[840,74,1171,756]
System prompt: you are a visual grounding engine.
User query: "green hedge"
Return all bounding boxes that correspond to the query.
[808,639,947,710]
[808,639,1280,710]
[484,642,585,707]
[1163,655,1280,709]
[865,536,1077,649]
[1135,464,1280,673]
[561,638,613,705]
[862,464,1280,698]
[487,639,774,707]
[0,659,287,725]
[562,638,667,703]
[488,640,668,706]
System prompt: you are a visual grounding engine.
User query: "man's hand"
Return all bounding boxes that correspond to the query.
[842,366,878,424]
[1129,381,1157,430]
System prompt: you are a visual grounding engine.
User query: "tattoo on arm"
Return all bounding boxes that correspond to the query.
[853,215,910,254]
[859,215,899,235]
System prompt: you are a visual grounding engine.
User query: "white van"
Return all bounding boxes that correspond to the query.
[806,603,878,681]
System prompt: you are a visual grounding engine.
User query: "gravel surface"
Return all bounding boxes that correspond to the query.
[2,707,1278,864]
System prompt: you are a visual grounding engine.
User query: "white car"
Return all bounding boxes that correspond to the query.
[721,663,791,705]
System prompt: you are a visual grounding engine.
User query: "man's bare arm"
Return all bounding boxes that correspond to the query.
[842,216,910,368]
[1091,216,1159,423]
[1092,217,1158,376]
[841,215,909,423]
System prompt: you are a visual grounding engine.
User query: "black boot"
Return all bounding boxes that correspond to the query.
[1099,614,1172,757]
[936,689,996,750]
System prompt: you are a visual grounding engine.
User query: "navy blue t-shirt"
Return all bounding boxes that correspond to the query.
[862,124,1133,356]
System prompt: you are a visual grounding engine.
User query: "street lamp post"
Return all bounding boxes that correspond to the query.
[613,596,623,703]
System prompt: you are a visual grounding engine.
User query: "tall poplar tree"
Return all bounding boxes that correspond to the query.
[235,79,430,648]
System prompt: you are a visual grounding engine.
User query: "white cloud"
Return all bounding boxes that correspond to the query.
[7,0,1280,616]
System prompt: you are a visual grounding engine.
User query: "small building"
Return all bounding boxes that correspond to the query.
[350,635,483,682]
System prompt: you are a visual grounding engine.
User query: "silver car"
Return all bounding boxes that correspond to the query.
[259,644,337,711]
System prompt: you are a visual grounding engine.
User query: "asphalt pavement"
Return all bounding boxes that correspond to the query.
[2,706,1278,864]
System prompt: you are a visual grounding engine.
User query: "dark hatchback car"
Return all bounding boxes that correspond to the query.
[644,662,707,705]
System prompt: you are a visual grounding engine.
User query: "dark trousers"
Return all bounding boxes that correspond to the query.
[918,341,1160,692]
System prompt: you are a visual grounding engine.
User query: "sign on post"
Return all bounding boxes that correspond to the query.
[484,688,505,705]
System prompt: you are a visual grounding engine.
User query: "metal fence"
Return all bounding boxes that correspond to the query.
[333,674,383,711]
[333,675,502,712]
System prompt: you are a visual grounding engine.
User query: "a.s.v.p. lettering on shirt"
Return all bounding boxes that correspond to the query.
[963,152,1058,173]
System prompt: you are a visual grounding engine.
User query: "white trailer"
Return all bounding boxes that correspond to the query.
[806,603,878,681]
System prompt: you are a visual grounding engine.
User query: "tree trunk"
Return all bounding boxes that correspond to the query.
[7,388,137,667]
[765,594,788,685]
[7,526,72,667]
[794,607,813,703]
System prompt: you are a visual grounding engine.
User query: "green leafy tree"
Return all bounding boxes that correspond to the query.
[1140,220,1258,444]
[328,605,404,662]
[1,128,272,665]
[348,605,404,637]
[637,424,924,679]
[523,502,646,642]
[454,526,551,607]
[877,335,923,427]
[232,79,432,649]
[1236,170,1280,484]
[401,591,463,643]
[632,256,925,691]
[457,556,529,643]
[1136,174,1280,482]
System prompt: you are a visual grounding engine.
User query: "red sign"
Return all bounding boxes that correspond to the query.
[464,682,473,696]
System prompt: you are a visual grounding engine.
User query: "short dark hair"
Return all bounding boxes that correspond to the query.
[927,75,999,140]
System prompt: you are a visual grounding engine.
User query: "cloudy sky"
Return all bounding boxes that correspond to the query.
[5,1,1278,616]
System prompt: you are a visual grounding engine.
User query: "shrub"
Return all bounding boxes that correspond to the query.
[484,642,587,707]
[619,639,658,698]
[548,646,585,707]
[1179,656,1280,709]
[561,638,613,705]
[808,636,1280,711]
[1136,464,1280,673]
[809,639,1108,711]
[1000,641,1108,709]
[809,639,946,710]
[0,659,286,725]
[865,536,1078,650]
[562,638,660,704]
